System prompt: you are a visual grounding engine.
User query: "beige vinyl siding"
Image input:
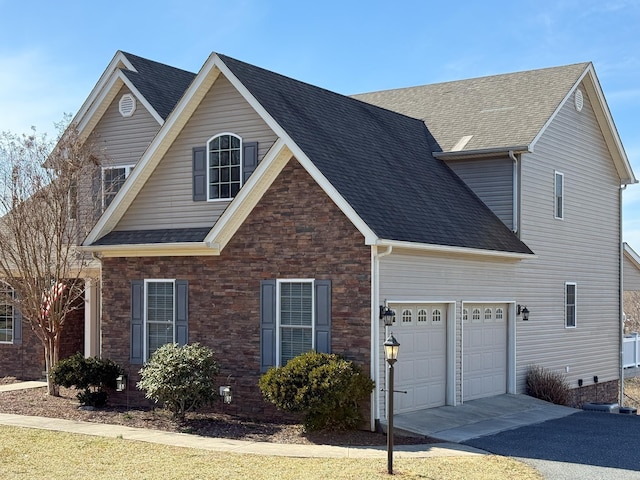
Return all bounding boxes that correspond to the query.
[75,86,161,236]
[116,75,278,230]
[378,249,519,407]
[445,157,514,229]
[87,85,160,167]
[515,83,621,389]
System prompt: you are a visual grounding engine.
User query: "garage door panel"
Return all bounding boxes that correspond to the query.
[391,304,448,413]
[463,304,507,401]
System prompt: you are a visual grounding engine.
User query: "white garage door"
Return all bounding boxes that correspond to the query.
[390,304,447,414]
[463,304,507,401]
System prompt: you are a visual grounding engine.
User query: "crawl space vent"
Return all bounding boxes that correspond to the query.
[119,94,136,117]
[574,89,584,112]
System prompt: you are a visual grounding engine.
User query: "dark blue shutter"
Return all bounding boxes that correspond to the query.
[315,280,331,353]
[175,280,188,346]
[192,146,207,201]
[130,280,144,364]
[243,142,258,183]
[260,280,276,371]
[13,303,22,345]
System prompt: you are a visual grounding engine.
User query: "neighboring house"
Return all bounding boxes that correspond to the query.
[0,52,195,380]
[9,50,634,427]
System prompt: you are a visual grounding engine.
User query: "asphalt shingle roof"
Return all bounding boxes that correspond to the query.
[219,54,532,254]
[353,63,589,153]
[94,227,211,245]
[121,52,196,120]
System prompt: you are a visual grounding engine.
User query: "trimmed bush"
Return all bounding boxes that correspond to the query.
[526,365,570,406]
[50,353,124,407]
[259,351,375,431]
[137,343,220,419]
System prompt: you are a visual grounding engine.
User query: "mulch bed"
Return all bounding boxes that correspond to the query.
[0,377,437,446]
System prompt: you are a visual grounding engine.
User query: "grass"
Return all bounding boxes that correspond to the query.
[1,425,541,480]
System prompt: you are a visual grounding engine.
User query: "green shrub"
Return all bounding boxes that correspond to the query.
[259,351,375,431]
[50,353,124,407]
[526,365,570,406]
[137,343,220,419]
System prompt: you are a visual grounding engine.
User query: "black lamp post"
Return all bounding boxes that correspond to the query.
[384,333,400,475]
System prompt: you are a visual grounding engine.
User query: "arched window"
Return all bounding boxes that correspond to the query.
[472,308,481,322]
[402,309,412,324]
[208,133,242,200]
[484,308,492,321]
[0,283,15,343]
[417,309,428,323]
[463,308,469,322]
[496,308,504,321]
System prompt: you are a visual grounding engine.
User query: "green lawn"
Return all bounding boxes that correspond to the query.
[1,425,541,480]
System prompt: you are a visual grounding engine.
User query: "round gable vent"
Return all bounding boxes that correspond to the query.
[119,93,136,117]
[574,89,584,112]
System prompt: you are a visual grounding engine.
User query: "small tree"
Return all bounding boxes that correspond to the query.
[137,343,220,419]
[259,351,375,430]
[0,122,102,395]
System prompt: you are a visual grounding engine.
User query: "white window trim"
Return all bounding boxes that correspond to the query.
[143,279,176,361]
[119,93,137,118]
[206,132,243,202]
[555,171,564,220]
[565,282,577,329]
[275,279,315,366]
[102,165,135,209]
[0,282,14,344]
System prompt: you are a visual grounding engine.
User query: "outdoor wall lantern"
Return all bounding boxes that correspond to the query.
[380,306,395,327]
[517,305,530,321]
[383,333,400,475]
[115,374,128,392]
[219,385,232,404]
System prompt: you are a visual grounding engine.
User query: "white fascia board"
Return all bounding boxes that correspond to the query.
[529,64,636,185]
[624,242,640,271]
[213,54,378,246]
[375,239,534,260]
[81,242,219,257]
[74,52,137,131]
[83,57,221,246]
[78,70,164,138]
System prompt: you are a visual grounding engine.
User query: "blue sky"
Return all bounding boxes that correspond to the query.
[1,0,640,243]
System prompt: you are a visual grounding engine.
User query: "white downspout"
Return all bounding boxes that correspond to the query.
[509,150,519,235]
[371,244,392,430]
[620,185,626,406]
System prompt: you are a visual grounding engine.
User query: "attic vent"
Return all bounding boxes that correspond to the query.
[119,94,136,117]
[574,89,584,112]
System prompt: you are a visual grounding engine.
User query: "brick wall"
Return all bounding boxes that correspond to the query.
[0,325,44,380]
[103,158,372,417]
[569,380,619,408]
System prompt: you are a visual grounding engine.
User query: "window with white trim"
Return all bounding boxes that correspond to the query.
[417,309,428,323]
[0,283,14,343]
[565,282,577,328]
[402,309,413,324]
[145,280,175,359]
[278,280,314,365]
[555,171,564,219]
[102,165,134,209]
[432,308,442,323]
[208,133,242,200]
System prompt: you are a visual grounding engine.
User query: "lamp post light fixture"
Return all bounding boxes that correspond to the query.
[380,305,395,326]
[384,333,400,475]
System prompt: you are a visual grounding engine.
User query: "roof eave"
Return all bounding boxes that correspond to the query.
[434,145,531,160]
[375,239,534,260]
[81,242,219,257]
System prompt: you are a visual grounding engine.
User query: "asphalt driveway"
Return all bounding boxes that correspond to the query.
[464,411,640,479]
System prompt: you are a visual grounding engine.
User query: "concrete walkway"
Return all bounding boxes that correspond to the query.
[0,381,484,459]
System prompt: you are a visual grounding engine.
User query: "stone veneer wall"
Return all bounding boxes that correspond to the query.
[102,158,372,418]
[568,380,619,408]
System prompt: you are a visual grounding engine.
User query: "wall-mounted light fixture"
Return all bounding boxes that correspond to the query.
[517,305,530,321]
[379,305,395,326]
[219,385,232,404]
[116,374,128,392]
